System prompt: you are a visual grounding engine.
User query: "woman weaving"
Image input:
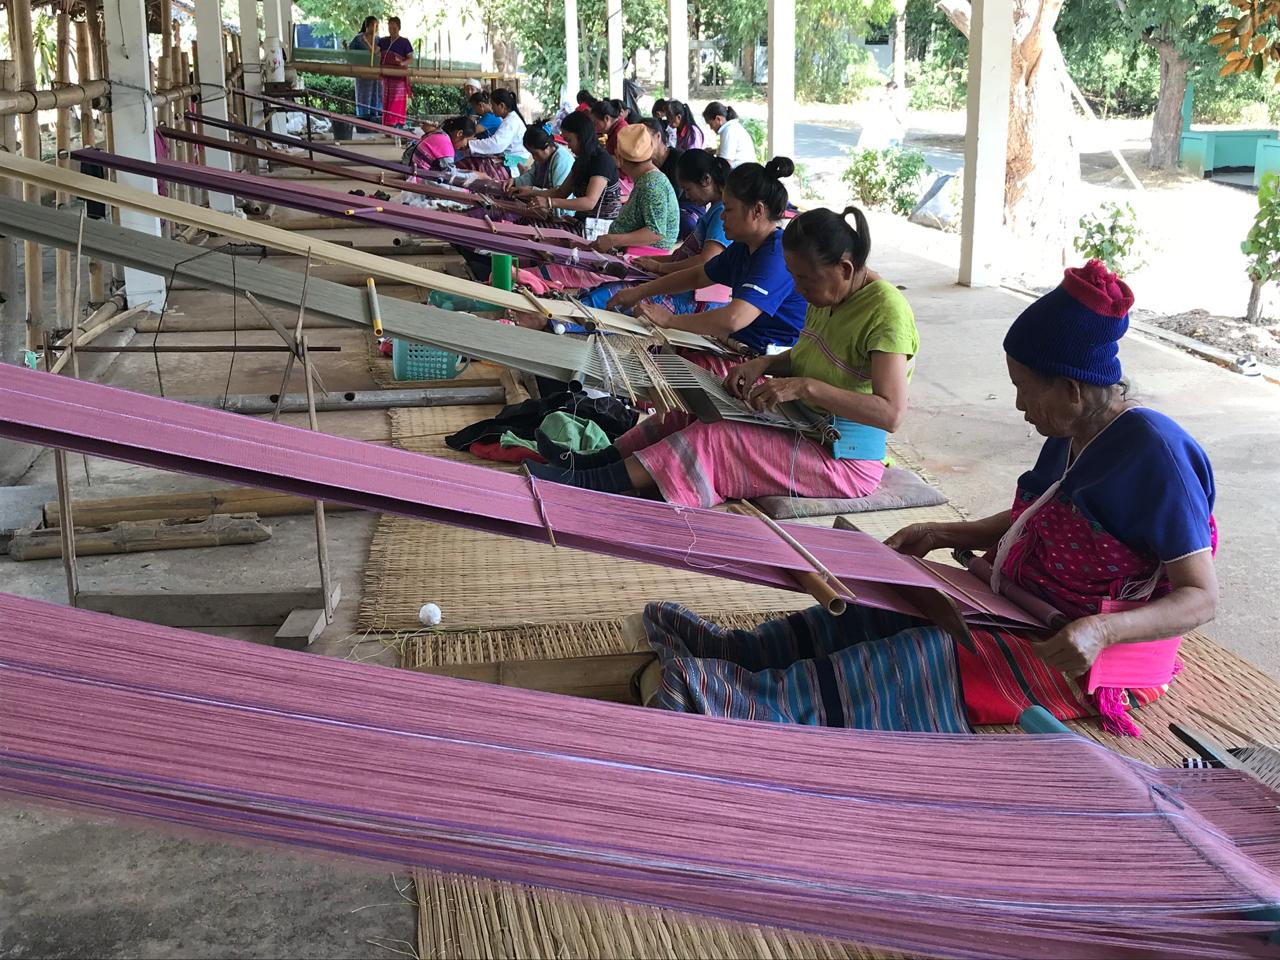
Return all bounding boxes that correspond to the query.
[575,150,731,314]
[515,111,622,227]
[529,206,911,511]
[641,261,1219,737]
[603,157,807,352]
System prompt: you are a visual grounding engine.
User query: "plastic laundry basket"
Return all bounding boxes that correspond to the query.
[391,339,468,381]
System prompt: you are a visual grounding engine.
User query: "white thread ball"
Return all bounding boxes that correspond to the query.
[418,602,442,626]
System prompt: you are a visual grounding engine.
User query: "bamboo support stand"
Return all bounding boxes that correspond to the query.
[9,0,44,342]
[75,17,107,303]
[55,6,73,331]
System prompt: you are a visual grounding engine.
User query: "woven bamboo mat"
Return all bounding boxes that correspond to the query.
[358,521,809,632]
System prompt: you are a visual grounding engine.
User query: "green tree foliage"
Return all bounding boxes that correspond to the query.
[480,0,668,104]
[295,0,393,43]
[693,0,894,102]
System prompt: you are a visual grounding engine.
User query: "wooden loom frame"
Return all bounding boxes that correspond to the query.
[0,152,714,351]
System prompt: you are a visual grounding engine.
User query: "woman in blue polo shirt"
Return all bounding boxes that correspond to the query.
[606,156,807,356]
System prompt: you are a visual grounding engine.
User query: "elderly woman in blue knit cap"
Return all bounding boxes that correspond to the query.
[643,261,1219,737]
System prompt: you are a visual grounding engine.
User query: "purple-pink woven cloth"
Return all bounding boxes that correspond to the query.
[0,365,1034,628]
[2,591,1279,959]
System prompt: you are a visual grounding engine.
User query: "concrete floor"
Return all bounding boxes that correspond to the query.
[2,287,416,959]
[3,202,1279,957]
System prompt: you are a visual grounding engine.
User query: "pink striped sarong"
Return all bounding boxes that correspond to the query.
[617,412,885,509]
[516,249,666,294]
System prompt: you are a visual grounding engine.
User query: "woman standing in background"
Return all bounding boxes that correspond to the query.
[377,17,415,128]
[349,17,381,120]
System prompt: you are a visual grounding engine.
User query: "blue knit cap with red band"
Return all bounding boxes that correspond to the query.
[1003,260,1135,387]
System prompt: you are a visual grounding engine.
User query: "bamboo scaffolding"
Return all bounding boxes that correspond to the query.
[9,0,43,340]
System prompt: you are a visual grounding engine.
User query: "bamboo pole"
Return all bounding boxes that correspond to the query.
[730,501,852,614]
[76,17,106,303]
[0,79,112,117]
[0,61,21,362]
[55,5,73,331]
[9,0,44,342]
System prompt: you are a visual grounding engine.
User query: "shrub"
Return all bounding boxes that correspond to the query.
[740,117,768,163]
[299,73,459,118]
[1073,201,1145,276]
[842,146,932,217]
[1243,173,1280,322]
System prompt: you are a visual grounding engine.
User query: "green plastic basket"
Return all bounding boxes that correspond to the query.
[391,339,467,381]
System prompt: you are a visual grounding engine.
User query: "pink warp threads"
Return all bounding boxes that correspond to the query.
[2,592,1280,959]
[0,364,1036,629]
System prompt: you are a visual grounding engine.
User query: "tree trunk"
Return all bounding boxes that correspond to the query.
[892,12,906,94]
[1147,37,1189,170]
[937,0,1077,259]
[1247,277,1266,323]
[1004,40,1078,252]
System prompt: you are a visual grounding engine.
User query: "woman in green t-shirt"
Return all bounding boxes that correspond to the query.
[528,206,919,510]
[727,205,918,460]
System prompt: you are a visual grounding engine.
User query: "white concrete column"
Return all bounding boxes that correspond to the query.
[102,0,166,309]
[606,0,623,100]
[193,0,235,212]
[957,0,1013,287]
[766,0,794,159]
[667,0,688,101]
[237,0,263,126]
[565,0,580,101]
[261,0,286,132]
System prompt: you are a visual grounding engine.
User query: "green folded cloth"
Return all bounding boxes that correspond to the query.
[500,412,611,454]
[498,430,539,452]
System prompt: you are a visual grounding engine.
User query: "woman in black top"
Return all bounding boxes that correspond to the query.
[517,110,622,224]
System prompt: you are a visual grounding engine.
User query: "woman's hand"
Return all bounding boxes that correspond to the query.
[885,523,945,557]
[635,301,676,328]
[1034,616,1112,677]
[724,357,772,400]
[607,286,644,312]
[745,377,812,412]
[632,255,662,273]
[593,235,618,253]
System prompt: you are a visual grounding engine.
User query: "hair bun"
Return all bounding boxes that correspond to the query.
[765,156,795,180]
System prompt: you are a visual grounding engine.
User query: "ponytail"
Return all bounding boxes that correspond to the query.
[522,124,554,153]
[725,155,793,220]
[491,88,525,124]
[441,115,477,138]
[590,99,622,122]
[676,149,729,189]
[782,205,872,270]
[702,101,737,123]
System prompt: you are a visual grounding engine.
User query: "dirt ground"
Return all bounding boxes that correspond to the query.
[1136,307,1280,366]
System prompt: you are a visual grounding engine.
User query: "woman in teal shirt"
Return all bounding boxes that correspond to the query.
[508,126,575,193]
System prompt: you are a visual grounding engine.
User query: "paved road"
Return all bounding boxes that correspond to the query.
[794,121,962,174]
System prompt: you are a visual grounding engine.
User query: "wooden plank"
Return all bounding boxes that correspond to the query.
[45,486,353,528]
[0,151,711,347]
[273,607,327,649]
[7,514,271,561]
[76,583,340,627]
[412,652,657,703]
